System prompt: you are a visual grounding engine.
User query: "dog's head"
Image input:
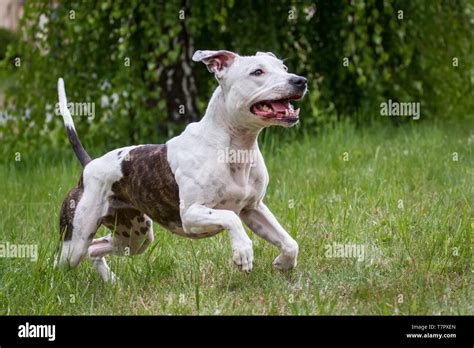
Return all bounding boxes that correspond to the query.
[192,50,307,128]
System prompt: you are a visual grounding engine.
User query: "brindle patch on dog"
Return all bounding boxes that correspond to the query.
[99,207,154,254]
[101,208,150,236]
[110,145,182,233]
[59,175,84,241]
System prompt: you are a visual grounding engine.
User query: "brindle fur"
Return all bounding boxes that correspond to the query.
[110,145,181,232]
[59,175,84,241]
[59,145,181,242]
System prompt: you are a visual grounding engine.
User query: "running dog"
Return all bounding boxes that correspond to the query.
[55,50,307,282]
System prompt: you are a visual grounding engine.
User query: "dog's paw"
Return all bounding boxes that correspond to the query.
[99,270,119,285]
[272,241,298,271]
[272,254,297,271]
[232,242,253,273]
[108,272,119,285]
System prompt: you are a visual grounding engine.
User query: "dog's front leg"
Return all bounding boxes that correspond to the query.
[182,204,253,272]
[240,203,298,271]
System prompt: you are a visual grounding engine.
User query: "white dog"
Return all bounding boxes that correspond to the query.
[56,50,307,282]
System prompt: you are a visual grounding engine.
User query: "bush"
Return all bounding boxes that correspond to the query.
[0,0,472,157]
[0,28,17,60]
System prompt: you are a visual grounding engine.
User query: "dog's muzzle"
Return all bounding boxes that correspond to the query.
[250,75,307,123]
[288,75,308,93]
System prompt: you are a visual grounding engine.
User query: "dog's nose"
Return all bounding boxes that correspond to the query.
[289,75,307,89]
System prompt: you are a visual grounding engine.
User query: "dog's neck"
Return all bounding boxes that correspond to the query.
[201,86,261,149]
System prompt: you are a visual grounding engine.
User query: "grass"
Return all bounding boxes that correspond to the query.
[0,120,472,315]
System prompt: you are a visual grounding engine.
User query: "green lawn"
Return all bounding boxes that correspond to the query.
[0,120,472,315]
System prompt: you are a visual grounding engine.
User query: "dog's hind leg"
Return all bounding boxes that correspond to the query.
[56,185,82,269]
[56,179,107,271]
[88,208,154,282]
[87,234,116,283]
[95,208,154,256]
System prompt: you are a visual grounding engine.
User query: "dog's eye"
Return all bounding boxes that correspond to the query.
[250,69,264,76]
[283,66,288,71]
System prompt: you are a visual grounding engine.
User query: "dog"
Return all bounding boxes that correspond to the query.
[55,50,307,283]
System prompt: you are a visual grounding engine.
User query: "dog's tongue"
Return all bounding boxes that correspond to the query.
[269,100,288,113]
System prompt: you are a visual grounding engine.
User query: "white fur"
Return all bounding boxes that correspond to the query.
[167,51,305,271]
[57,78,74,128]
[56,146,144,279]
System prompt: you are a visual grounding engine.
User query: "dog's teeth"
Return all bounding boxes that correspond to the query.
[285,109,289,116]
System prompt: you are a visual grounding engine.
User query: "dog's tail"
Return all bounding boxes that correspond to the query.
[57,78,91,167]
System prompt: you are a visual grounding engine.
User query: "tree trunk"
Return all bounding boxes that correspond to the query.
[158,2,199,127]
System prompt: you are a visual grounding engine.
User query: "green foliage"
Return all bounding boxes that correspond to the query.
[0,28,17,60]
[0,0,472,155]
[1,0,186,156]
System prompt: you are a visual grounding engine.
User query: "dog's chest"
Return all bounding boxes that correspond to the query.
[212,162,266,212]
[167,128,268,214]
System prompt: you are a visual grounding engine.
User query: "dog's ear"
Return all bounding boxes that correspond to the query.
[256,51,277,58]
[192,50,238,78]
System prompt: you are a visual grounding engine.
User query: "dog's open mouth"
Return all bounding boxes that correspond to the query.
[250,96,301,122]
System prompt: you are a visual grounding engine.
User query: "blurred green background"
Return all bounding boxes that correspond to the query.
[0,0,472,155]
